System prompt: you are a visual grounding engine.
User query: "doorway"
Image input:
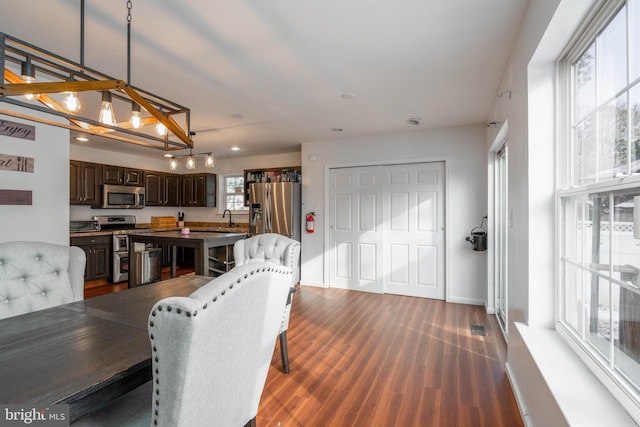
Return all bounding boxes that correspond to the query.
[328,162,446,299]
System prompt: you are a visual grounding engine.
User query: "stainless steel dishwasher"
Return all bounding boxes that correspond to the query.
[131,246,162,287]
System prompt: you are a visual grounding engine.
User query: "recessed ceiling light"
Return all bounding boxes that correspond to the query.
[406,117,422,125]
[331,128,343,132]
[75,136,89,142]
[341,92,356,100]
[163,153,173,158]
[230,146,240,151]
[231,113,244,119]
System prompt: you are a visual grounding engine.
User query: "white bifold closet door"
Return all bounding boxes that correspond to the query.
[329,162,445,299]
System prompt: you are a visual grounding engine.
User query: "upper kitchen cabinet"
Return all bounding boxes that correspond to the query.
[243,167,301,205]
[70,160,101,206]
[181,173,216,207]
[145,171,180,207]
[103,165,144,186]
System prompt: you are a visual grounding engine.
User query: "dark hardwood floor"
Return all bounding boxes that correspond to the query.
[258,286,523,427]
[83,266,195,299]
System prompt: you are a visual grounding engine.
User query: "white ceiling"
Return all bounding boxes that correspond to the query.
[1,0,528,159]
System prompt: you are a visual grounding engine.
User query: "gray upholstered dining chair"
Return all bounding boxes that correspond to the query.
[233,233,301,374]
[0,241,85,320]
[72,262,294,427]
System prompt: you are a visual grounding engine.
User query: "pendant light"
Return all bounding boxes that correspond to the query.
[99,91,116,126]
[21,57,36,100]
[169,157,177,171]
[186,150,196,170]
[129,102,143,129]
[62,91,81,112]
[205,153,214,168]
[62,77,81,112]
[155,108,168,136]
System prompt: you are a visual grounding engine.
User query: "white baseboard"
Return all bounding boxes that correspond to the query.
[446,296,484,306]
[505,362,531,427]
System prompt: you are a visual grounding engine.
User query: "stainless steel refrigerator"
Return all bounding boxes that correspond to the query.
[249,182,301,241]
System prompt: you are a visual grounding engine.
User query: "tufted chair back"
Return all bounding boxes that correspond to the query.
[149,263,292,427]
[0,241,86,320]
[233,233,300,374]
[234,233,300,284]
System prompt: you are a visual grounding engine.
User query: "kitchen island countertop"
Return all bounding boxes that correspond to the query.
[128,231,247,287]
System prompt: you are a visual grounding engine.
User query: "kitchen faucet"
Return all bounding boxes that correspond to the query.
[222,209,234,227]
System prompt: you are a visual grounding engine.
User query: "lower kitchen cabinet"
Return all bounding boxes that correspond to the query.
[70,235,111,281]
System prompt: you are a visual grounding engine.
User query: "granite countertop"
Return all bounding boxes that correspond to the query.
[70,223,248,238]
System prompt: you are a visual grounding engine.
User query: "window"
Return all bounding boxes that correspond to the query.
[559,0,640,410]
[220,174,248,211]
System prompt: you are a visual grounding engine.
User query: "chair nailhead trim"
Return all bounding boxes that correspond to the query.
[148,266,291,425]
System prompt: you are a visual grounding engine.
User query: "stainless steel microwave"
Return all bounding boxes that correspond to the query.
[102,184,145,209]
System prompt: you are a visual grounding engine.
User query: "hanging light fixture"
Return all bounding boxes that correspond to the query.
[129,102,143,129]
[0,3,194,152]
[155,121,168,137]
[62,77,81,112]
[186,150,196,170]
[62,91,81,112]
[98,91,116,126]
[20,57,36,100]
[205,153,214,168]
[167,150,214,171]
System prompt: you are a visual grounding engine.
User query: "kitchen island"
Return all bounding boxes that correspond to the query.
[128,231,247,288]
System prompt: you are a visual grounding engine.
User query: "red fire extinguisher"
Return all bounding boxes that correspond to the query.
[306,212,315,233]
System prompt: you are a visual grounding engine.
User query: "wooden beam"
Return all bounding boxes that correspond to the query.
[0,108,184,151]
[1,79,123,96]
[122,85,193,148]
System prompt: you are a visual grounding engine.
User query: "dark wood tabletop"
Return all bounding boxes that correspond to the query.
[0,275,212,422]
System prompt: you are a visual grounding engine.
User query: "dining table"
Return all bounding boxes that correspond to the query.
[0,274,212,422]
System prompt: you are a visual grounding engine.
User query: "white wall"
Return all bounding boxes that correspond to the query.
[70,144,300,224]
[0,112,69,245]
[486,0,603,425]
[300,125,488,304]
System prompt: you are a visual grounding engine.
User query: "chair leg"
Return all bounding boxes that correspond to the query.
[279,331,290,374]
[244,417,256,427]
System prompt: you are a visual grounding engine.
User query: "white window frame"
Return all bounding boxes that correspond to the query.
[218,174,248,214]
[557,0,640,419]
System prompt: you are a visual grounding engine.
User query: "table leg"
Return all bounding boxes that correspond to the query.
[171,245,177,278]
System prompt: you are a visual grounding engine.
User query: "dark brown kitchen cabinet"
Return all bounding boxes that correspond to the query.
[181,173,216,207]
[145,171,180,207]
[103,165,144,186]
[70,235,111,281]
[70,160,101,206]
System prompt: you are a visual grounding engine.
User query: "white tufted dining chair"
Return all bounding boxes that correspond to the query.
[0,241,85,320]
[72,262,293,427]
[233,233,300,374]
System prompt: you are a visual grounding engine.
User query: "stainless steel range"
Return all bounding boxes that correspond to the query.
[93,215,137,283]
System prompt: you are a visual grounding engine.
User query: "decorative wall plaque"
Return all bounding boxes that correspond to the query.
[0,189,32,205]
[0,119,35,140]
[0,154,34,173]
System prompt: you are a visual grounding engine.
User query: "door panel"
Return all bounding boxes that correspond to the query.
[384,162,445,299]
[329,166,384,293]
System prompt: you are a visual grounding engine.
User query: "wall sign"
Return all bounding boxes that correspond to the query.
[0,119,36,140]
[0,189,32,205]
[0,154,34,173]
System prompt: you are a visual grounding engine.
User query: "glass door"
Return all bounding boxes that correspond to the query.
[496,145,508,334]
